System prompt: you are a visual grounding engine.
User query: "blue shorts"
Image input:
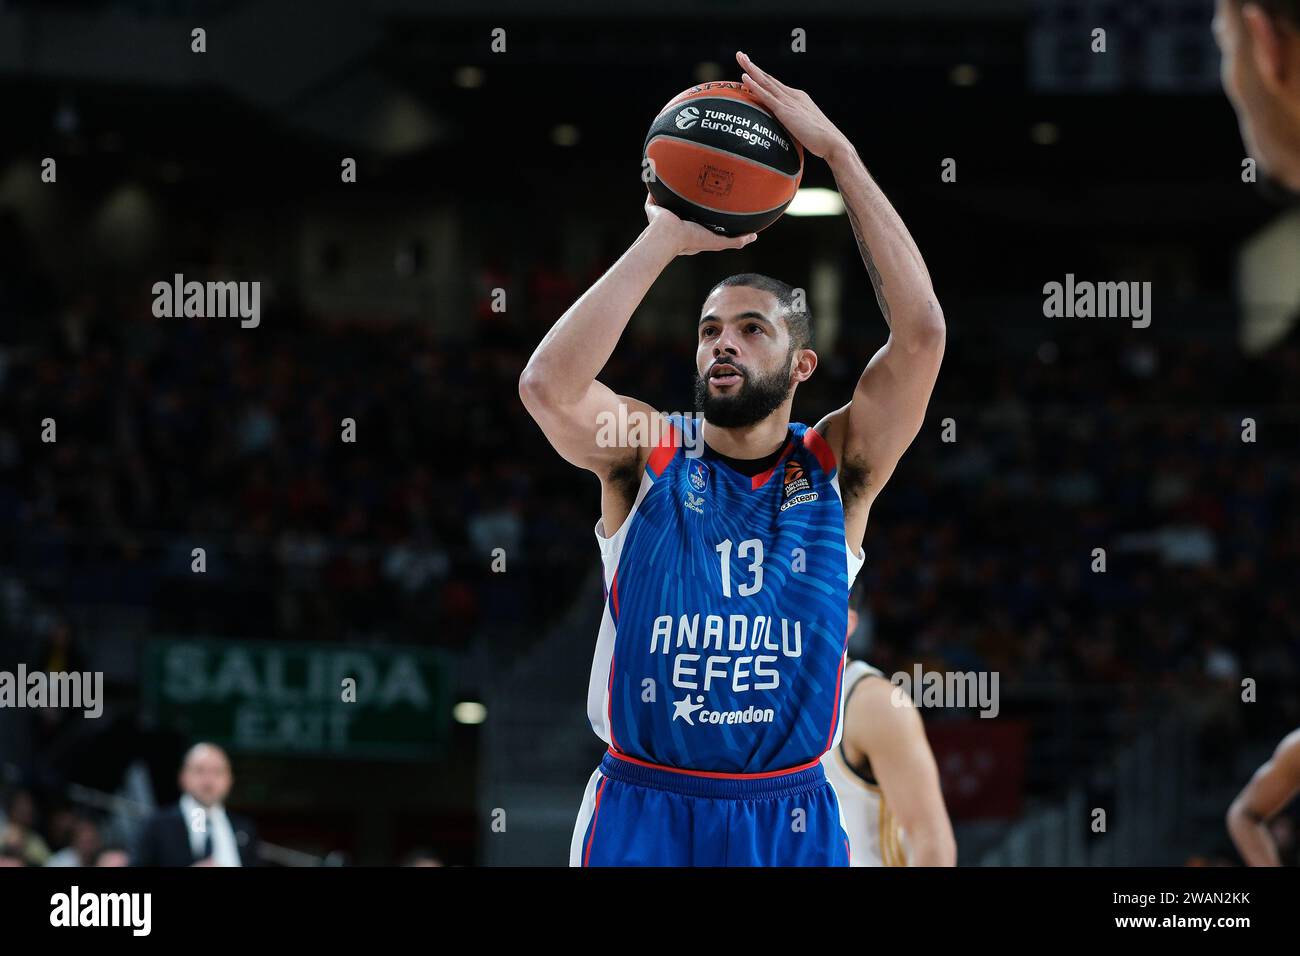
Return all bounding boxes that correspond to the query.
[570,749,851,867]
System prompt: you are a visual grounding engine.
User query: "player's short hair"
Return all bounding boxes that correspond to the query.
[709,273,813,352]
[1239,0,1300,25]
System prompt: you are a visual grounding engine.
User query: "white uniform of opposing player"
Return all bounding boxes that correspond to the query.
[821,661,909,867]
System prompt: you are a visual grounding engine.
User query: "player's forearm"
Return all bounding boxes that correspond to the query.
[520,220,678,404]
[825,138,944,348]
[1227,804,1281,866]
[906,822,957,867]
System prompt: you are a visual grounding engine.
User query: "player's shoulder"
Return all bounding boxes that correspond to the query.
[845,663,922,739]
[809,405,871,492]
[602,405,682,487]
[784,417,838,477]
[850,667,902,708]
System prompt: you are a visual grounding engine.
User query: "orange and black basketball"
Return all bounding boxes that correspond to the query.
[643,81,804,237]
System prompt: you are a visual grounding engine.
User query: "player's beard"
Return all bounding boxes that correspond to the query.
[694,355,794,429]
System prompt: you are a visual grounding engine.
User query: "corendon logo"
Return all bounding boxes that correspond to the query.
[671,693,775,726]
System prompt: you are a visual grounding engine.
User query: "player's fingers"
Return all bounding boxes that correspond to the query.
[739,65,779,100]
[738,52,788,94]
[740,72,773,104]
[716,233,758,250]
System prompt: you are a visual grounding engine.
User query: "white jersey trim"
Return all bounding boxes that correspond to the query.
[587,471,656,742]
[568,767,604,866]
[829,472,866,587]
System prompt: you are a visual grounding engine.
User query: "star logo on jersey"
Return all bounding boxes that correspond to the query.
[684,490,705,514]
[672,694,706,725]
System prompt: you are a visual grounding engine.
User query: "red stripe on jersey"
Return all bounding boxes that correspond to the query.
[606,650,619,752]
[803,426,837,476]
[582,776,608,867]
[605,747,823,780]
[823,651,849,753]
[749,441,796,490]
[646,421,680,477]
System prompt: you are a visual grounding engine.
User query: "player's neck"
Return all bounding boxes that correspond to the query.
[700,413,791,460]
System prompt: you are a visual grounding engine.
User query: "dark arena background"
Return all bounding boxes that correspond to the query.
[1,0,1298,912]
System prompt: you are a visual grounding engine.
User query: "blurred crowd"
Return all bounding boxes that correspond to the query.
[1,291,594,652]
[0,786,129,868]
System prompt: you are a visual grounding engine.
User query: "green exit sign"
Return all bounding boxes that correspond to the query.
[142,639,452,760]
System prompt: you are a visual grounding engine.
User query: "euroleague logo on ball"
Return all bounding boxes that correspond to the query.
[675,106,700,130]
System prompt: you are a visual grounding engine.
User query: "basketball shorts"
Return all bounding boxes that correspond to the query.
[570,749,851,867]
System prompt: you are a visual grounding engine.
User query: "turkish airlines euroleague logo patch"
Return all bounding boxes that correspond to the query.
[779,458,818,512]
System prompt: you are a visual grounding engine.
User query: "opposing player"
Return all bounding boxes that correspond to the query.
[822,586,956,866]
[1227,728,1300,865]
[520,51,944,866]
[1213,0,1300,194]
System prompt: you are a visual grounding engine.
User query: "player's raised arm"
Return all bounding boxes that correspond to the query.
[1226,728,1300,866]
[738,52,944,546]
[519,197,755,478]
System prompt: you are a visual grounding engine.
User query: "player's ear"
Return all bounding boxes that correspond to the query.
[1242,3,1288,91]
[791,348,818,383]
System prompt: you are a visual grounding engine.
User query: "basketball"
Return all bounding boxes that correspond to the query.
[643,80,804,237]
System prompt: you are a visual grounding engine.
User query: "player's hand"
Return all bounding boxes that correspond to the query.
[737,51,849,161]
[645,194,756,256]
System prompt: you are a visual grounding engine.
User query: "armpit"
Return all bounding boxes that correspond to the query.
[837,455,872,506]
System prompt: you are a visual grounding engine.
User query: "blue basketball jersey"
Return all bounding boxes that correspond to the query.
[586,417,865,773]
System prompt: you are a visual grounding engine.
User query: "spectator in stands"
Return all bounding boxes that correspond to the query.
[132,743,259,867]
[1,789,51,866]
[32,616,90,747]
[45,813,102,867]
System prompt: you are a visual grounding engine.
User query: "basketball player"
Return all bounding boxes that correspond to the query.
[520,51,944,866]
[822,585,956,866]
[1213,0,1300,194]
[1226,727,1300,865]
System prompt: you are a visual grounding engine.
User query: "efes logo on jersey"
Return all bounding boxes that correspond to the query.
[779,458,818,512]
[689,462,708,492]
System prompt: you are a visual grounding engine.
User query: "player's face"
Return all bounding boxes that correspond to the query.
[1214,0,1300,187]
[695,286,797,428]
[180,746,233,807]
